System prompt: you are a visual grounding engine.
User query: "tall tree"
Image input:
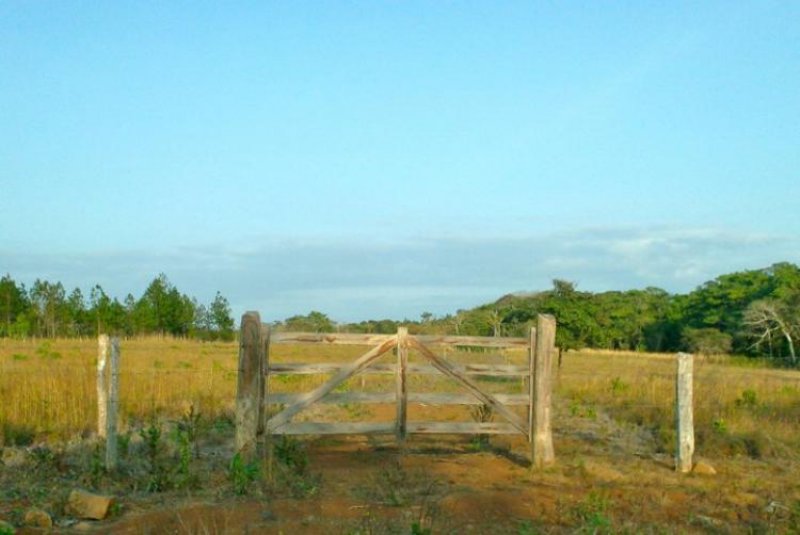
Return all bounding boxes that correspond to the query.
[0,274,28,337]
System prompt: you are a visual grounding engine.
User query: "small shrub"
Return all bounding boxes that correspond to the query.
[140,421,171,492]
[35,342,61,360]
[610,377,629,394]
[177,403,203,458]
[570,492,613,534]
[229,453,259,495]
[116,432,131,458]
[11,353,28,361]
[2,423,36,446]
[712,419,728,434]
[273,436,308,474]
[736,389,759,409]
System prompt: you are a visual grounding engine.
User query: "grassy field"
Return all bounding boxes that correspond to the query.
[3,337,799,457]
[1,337,800,532]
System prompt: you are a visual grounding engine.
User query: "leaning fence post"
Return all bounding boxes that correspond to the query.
[532,314,556,468]
[675,352,695,473]
[105,337,120,470]
[236,312,264,457]
[97,335,109,438]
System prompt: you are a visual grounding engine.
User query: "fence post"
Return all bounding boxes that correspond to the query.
[396,327,408,444]
[675,352,694,473]
[531,314,556,468]
[236,312,264,457]
[97,335,109,438]
[105,337,120,470]
[260,322,273,480]
[527,325,537,445]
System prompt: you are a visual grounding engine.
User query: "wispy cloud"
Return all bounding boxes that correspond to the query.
[1,226,795,322]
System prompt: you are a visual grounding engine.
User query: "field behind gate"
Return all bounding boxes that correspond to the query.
[1,337,800,532]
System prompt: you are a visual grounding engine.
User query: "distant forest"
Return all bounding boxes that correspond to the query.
[0,273,235,341]
[1,262,798,365]
[281,262,800,366]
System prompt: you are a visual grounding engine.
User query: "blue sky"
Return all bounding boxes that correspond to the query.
[1,2,798,322]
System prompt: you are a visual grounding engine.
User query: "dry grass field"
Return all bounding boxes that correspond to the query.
[1,337,800,533]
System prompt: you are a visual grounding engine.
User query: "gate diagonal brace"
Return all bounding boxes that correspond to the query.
[267,337,398,432]
[407,337,528,436]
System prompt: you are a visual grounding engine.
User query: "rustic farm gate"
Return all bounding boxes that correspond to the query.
[235,312,557,467]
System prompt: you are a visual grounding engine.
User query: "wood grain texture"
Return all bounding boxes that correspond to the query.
[676,352,695,473]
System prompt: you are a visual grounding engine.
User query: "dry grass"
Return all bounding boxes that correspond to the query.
[557,349,800,459]
[2,337,799,465]
[0,337,239,443]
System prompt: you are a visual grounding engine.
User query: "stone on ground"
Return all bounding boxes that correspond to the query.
[24,508,53,528]
[692,460,717,475]
[65,489,115,520]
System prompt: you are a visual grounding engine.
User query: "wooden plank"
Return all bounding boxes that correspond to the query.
[267,392,529,405]
[396,327,408,442]
[268,392,395,404]
[271,332,396,345]
[270,332,526,348]
[266,337,398,432]
[268,362,528,377]
[407,422,520,435]
[532,314,556,468]
[270,421,521,436]
[675,352,694,473]
[272,421,396,435]
[408,337,528,435]
[236,311,265,456]
[415,334,529,348]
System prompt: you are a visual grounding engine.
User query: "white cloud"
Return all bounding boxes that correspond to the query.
[1,225,796,322]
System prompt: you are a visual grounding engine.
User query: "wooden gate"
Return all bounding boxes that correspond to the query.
[236,312,556,467]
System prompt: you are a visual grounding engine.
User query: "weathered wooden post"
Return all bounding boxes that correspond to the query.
[97,335,109,438]
[236,312,265,457]
[106,337,120,470]
[395,327,408,443]
[531,314,556,468]
[675,352,694,473]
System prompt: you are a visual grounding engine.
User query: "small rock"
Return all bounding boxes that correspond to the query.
[693,460,717,475]
[23,508,52,528]
[0,520,15,534]
[1,447,28,468]
[65,489,115,520]
[73,521,95,531]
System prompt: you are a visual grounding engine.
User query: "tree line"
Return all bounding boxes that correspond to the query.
[275,262,800,366]
[0,273,234,341]
[4,262,798,365]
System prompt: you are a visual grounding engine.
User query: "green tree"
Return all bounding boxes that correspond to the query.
[0,274,29,337]
[682,327,733,356]
[283,311,335,333]
[29,279,66,337]
[209,291,234,340]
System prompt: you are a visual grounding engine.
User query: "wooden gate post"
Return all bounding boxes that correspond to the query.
[105,337,120,470]
[97,335,109,438]
[396,327,408,443]
[675,352,694,473]
[236,312,265,457]
[531,314,556,468]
